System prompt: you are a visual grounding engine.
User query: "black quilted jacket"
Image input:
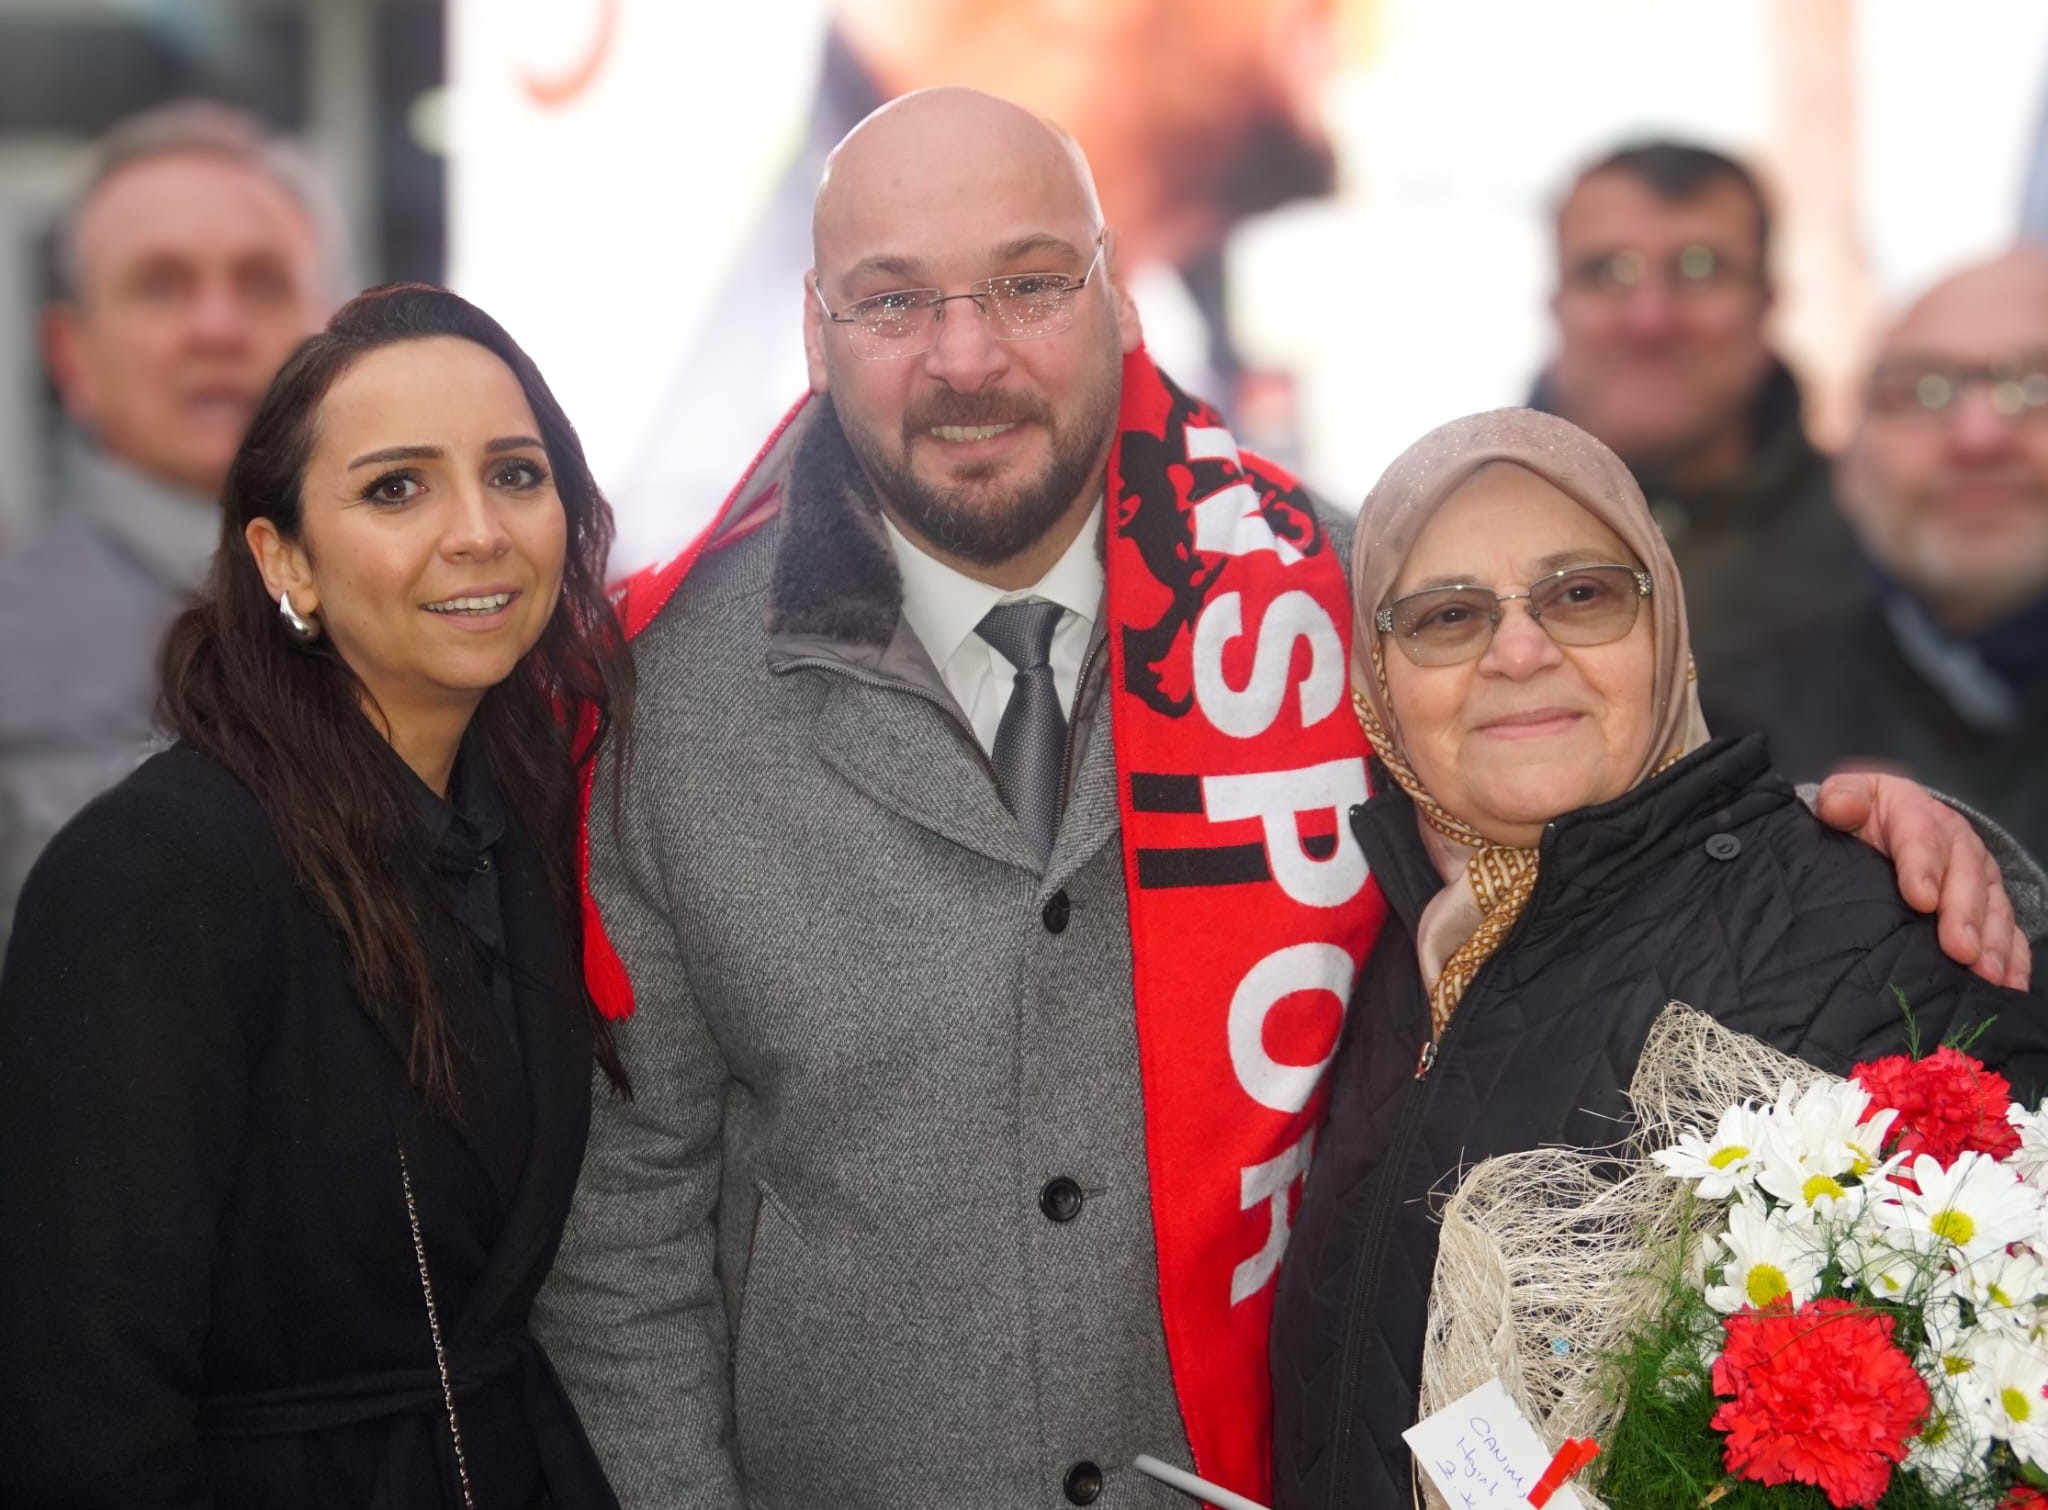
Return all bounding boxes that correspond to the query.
[1269,734,2048,1510]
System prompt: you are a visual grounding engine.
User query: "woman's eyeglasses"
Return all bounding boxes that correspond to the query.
[1376,564,1652,667]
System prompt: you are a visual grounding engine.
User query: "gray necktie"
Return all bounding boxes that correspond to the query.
[977,600,1069,862]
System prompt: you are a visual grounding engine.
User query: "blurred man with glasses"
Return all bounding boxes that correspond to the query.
[1531,139,1862,680]
[0,101,338,955]
[1711,247,2048,863]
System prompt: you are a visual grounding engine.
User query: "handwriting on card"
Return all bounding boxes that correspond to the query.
[1401,1378,1587,1510]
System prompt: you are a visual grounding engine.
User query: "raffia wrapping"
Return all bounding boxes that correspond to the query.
[1413,1003,1838,1510]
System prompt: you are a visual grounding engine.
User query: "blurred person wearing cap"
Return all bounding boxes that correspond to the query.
[1709,248,2048,865]
[0,101,337,954]
[1530,140,1863,681]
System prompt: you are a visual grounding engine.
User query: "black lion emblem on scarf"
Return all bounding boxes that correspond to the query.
[1115,378,1324,717]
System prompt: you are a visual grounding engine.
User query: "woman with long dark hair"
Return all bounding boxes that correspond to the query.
[0,284,631,1507]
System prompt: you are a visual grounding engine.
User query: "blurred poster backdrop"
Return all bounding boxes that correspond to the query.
[451,0,2048,578]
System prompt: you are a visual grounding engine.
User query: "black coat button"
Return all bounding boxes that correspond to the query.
[475,853,492,873]
[1042,890,1071,933]
[1705,833,1742,861]
[1039,1176,1084,1223]
[1063,1461,1104,1505]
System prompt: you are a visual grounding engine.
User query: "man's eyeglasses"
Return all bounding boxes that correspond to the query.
[814,232,1107,361]
[1564,243,1757,300]
[1376,564,1653,667]
[1866,353,2048,422]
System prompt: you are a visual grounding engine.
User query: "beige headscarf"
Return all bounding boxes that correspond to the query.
[1350,408,1710,1036]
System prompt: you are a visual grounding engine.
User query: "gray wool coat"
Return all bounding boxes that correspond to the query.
[535,400,1277,1509]
[0,438,218,959]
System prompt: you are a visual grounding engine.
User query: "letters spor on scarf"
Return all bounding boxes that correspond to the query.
[576,350,1387,1507]
[1106,351,1385,1503]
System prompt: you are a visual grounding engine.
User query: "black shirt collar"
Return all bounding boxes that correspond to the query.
[400,732,506,879]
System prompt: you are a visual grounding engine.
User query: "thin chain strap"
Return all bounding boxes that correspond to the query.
[397,1142,479,1510]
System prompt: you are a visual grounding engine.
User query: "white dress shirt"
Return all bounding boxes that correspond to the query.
[883,500,1105,757]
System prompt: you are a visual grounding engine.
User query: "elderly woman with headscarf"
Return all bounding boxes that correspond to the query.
[1266,409,2048,1510]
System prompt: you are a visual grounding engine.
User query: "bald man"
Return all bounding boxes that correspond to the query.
[537,92,2036,1510]
[612,0,1337,575]
[1711,247,2048,863]
[538,90,1204,1509]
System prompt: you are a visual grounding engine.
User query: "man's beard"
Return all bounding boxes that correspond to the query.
[841,368,1121,568]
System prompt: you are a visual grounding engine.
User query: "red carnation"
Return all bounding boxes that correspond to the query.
[1853,1045,2019,1170]
[2000,1490,2048,1509]
[1710,1298,1930,1509]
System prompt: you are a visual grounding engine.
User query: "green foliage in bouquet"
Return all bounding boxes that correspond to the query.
[1592,1231,1977,1509]
[1589,1183,2048,1510]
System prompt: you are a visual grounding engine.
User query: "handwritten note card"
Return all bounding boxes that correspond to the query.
[1401,1378,1587,1510]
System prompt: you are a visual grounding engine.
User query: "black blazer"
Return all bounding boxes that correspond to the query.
[0,745,619,1508]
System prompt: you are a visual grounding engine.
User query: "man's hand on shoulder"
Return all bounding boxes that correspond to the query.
[1815,770,2030,991]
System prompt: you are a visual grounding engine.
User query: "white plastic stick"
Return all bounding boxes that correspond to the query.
[1132,1454,1273,1510]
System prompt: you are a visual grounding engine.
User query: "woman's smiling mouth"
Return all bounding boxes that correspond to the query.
[422,590,516,616]
[1476,707,1585,738]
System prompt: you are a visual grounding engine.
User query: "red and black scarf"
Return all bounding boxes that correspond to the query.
[580,349,1386,1504]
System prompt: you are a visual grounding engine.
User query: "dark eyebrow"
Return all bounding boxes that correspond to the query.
[347,437,544,470]
[347,443,441,469]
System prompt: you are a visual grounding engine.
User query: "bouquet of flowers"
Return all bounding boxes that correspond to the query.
[1416,1005,2048,1510]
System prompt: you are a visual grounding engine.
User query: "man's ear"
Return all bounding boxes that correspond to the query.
[39,304,98,426]
[1103,228,1144,356]
[804,270,831,395]
[244,516,319,620]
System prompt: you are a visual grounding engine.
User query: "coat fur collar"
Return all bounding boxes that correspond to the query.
[765,399,903,648]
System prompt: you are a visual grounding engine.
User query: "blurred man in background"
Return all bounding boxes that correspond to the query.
[1531,139,1862,680]
[1710,247,2048,863]
[0,101,337,952]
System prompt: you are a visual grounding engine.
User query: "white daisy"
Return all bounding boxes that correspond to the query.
[1836,1212,1934,1305]
[1965,1331,2048,1470]
[1942,1247,2048,1337]
[1653,1100,1772,1200]
[1703,1198,1826,1314]
[1920,1288,1980,1371]
[2010,1099,2048,1189]
[1755,1124,1873,1226]
[1904,1376,1993,1495]
[1877,1152,2041,1266]
[1779,1077,1896,1178]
